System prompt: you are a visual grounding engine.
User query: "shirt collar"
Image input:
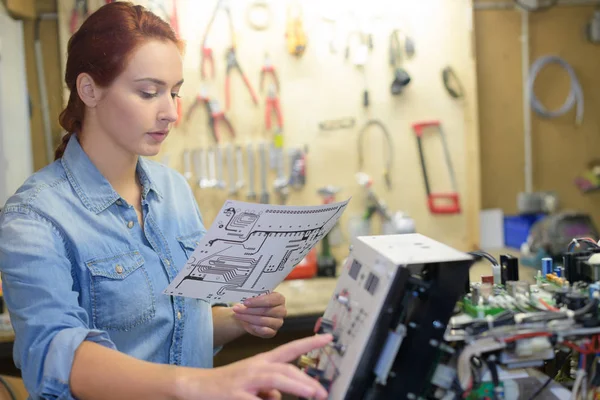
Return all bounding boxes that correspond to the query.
[61,135,162,214]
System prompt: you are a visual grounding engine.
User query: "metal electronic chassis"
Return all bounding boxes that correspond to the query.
[298,233,600,400]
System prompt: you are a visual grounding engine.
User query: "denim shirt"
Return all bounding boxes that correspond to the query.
[0,136,214,399]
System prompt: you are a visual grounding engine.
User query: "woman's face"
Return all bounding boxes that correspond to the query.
[94,39,183,157]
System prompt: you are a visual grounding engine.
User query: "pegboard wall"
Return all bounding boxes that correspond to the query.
[56,0,481,251]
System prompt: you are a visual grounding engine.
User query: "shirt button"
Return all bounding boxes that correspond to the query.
[127,221,134,229]
[165,259,171,266]
[115,264,124,274]
[177,311,182,320]
[116,199,123,206]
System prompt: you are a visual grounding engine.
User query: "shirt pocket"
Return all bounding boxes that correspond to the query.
[85,250,155,331]
[176,230,206,259]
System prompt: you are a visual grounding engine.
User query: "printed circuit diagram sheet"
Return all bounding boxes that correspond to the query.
[164,199,350,304]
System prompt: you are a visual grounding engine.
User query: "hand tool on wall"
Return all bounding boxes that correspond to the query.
[357,120,393,190]
[288,148,307,190]
[199,148,211,189]
[183,150,192,181]
[264,83,284,171]
[200,0,235,79]
[246,1,271,31]
[318,117,355,131]
[442,66,464,99]
[70,0,89,34]
[412,121,461,215]
[193,148,204,188]
[226,144,237,195]
[207,147,217,188]
[389,30,412,96]
[258,142,270,204]
[356,172,416,234]
[274,148,289,204]
[215,145,226,189]
[246,143,256,201]
[346,31,371,108]
[225,48,259,110]
[235,146,245,192]
[259,54,280,93]
[207,100,235,143]
[285,2,307,57]
[185,87,210,122]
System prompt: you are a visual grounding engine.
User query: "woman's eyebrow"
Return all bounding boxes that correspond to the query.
[134,77,184,87]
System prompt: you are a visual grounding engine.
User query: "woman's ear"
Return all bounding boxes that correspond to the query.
[76,73,101,107]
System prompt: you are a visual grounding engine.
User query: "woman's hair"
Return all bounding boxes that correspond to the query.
[55,1,184,160]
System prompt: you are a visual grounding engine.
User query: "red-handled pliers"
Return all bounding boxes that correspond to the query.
[265,85,283,132]
[225,47,258,110]
[260,54,280,93]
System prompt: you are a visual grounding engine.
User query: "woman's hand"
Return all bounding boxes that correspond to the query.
[175,334,333,400]
[232,292,287,338]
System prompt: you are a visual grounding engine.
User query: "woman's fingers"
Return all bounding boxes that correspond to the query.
[265,334,333,363]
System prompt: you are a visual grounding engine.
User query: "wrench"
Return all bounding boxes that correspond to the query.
[183,150,192,181]
[246,143,256,201]
[258,142,269,204]
[215,145,226,189]
[226,143,237,195]
[192,148,203,188]
[236,145,245,191]
[274,147,289,204]
[199,147,211,188]
[207,147,218,188]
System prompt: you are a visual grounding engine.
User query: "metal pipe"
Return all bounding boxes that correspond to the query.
[474,0,600,10]
[521,9,533,193]
[34,18,54,164]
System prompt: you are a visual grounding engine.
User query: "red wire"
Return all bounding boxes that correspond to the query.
[538,298,559,312]
[504,332,552,343]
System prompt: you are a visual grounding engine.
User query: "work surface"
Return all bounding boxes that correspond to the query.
[277,249,530,320]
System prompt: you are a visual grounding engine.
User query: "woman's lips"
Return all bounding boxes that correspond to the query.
[147,131,168,142]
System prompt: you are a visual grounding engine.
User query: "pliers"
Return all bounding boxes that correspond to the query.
[260,54,280,93]
[70,0,89,34]
[225,47,258,110]
[208,100,235,143]
[265,84,283,132]
[201,0,235,79]
[185,87,210,122]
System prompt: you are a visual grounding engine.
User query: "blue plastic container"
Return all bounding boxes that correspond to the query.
[503,213,546,250]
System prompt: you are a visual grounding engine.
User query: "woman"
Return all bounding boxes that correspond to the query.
[0,2,331,399]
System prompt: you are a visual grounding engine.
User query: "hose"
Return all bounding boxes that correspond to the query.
[528,55,584,125]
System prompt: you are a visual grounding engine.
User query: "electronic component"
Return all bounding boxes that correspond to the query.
[300,233,600,399]
[299,234,472,399]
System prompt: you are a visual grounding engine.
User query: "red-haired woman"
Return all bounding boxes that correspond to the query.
[0,2,331,399]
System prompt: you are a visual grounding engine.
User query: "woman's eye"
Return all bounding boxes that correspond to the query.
[171,93,181,99]
[140,91,158,99]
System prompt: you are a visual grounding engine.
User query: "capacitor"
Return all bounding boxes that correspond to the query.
[555,267,563,278]
[590,283,600,299]
[471,286,480,305]
[492,264,501,286]
[480,282,493,303]
[542,257,553,277]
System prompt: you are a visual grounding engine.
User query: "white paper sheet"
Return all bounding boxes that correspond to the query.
[164,198,350,304]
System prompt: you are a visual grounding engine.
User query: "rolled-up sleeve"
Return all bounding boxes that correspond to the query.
[0,207,116,399]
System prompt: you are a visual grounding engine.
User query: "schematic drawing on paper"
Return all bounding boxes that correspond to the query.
[164,199,350,304]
